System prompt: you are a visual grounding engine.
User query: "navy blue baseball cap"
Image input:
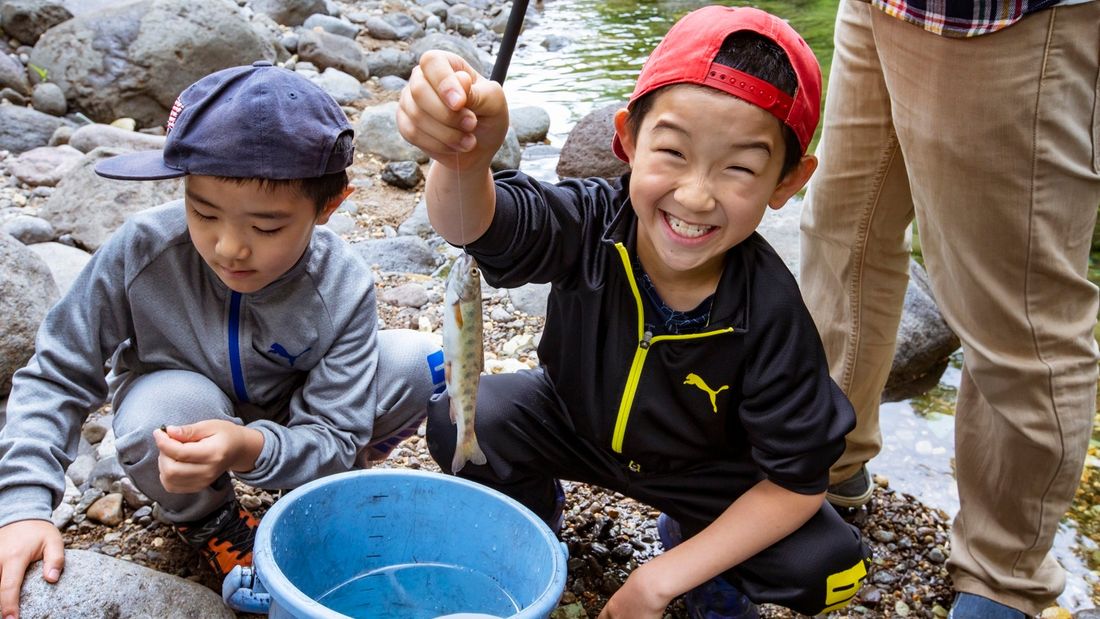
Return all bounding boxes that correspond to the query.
[95,61,354,181]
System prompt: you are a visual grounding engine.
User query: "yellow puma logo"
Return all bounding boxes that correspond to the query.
[684,373,728,413]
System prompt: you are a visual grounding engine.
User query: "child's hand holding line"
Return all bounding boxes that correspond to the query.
[398,49,510,247]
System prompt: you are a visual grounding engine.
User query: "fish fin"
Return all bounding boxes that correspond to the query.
[452,302,464,329]
[451,450,467,474]
[448,395,458,425]
[468,436,487,466]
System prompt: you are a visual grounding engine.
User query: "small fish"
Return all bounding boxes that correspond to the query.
[442,252,488,473]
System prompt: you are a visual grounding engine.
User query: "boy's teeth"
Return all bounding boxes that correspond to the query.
[666,213,713,238]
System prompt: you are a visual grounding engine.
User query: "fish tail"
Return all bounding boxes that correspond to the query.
[451,433,487,474]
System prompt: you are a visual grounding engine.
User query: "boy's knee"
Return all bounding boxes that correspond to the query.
[785,527,870,615]
[375,329,446,403]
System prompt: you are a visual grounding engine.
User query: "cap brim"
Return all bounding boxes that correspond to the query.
[94,150,186,181]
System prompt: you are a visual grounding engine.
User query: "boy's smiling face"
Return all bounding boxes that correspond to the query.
[614,84,814,290]
[184,175,339,293]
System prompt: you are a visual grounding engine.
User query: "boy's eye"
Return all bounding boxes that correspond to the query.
[189,207,216,221]
[658,148,684,158]
[254,226,283,236]
[727,165,755,174]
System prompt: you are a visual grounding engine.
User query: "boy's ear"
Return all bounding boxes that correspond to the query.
[316,186,354,224]
[767,154,817,210]
[612,108,634,163]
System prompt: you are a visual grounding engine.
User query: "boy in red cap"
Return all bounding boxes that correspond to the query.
[399,6,870,617]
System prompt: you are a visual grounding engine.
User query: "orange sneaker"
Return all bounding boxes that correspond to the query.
[175,499,259,577]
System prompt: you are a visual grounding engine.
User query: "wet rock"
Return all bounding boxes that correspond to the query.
[86,493,124,526]
[511,106,551,143]
[381,160,423,189]
[557,102,629,181]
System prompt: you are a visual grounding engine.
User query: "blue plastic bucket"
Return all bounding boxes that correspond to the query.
[252,469,568,618]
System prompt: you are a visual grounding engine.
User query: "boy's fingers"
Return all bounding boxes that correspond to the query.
[397,90,472,155]
[1,559,24,619]
[41,536,64,584]
[464,77,506,118]
[419,51,476,111]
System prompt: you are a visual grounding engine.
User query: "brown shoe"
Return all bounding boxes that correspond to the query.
[175,499,259,577]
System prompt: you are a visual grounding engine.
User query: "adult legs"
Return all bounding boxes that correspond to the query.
[873,5,1100,611]
[800,0,915,485]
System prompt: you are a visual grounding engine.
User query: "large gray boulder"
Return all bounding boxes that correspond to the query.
[556,102,628,181]
[0,233,59,395]
[28,0,279,127]
[19,549,235,618]
[38,147,182,251]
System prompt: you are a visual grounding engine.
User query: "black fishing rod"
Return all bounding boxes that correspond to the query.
[490,0,530,84]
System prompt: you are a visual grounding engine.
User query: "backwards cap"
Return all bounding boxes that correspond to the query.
[612,6,821,162]
[95,61,354,181]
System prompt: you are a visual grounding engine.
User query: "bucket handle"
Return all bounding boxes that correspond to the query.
[222,564,272,614]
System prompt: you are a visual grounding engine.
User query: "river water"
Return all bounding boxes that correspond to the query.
[499,0,1100,608]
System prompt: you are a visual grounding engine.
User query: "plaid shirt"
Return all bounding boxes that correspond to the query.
[869,0,1071,36]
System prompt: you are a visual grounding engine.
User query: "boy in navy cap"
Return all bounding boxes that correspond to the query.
[0,61,442,618]
[399,7,870,618]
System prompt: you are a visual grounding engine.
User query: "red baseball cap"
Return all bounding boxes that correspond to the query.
[612,6,821,162]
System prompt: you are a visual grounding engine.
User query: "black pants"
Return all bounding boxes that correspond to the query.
[427,369,871,616]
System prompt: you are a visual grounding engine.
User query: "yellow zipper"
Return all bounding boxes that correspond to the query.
[610,244,734,453]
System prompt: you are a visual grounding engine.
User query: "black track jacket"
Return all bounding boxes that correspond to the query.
[465,170,854,495]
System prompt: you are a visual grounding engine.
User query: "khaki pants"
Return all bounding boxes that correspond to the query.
[799,0,1100,611]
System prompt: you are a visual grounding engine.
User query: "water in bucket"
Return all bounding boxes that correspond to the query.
[316,562,517,619]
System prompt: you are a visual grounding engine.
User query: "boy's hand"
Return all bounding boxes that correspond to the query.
[154,421,263,494]
[598,561,674,619]
[0,519,64,619]
[397,49,509,172]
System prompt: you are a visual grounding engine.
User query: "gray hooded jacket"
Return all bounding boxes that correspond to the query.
[0,201,380,527]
